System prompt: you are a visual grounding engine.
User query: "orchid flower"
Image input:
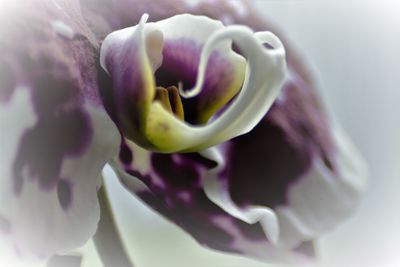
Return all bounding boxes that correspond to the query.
[0,0,367,266]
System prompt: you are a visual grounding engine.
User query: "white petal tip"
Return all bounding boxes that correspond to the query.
[140,13,149,24]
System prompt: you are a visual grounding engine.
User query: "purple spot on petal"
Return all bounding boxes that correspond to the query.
[12,67,92,193]
[126,152,266,254]
[119,140,133,165]
[57,179,73,211]
[225,75,336,209]
[151,154,201,189]
[6,4,104,194]
[226,122,310,209]
[176,191,192,203]
[263,42,274,50]
[137,190,239,253]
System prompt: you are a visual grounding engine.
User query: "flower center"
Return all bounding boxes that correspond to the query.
[100,13,287,153]
[154,86,185,121]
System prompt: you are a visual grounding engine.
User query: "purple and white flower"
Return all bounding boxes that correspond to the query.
[0,0,367,265]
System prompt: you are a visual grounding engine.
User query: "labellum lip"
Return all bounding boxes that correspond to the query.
[100,13,287,153]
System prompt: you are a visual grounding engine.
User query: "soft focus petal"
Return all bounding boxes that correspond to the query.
[0,1,120,259]
[110,140,313,264]
[198,71,366,251]
[202,119,366,250]
[80,0,255,38]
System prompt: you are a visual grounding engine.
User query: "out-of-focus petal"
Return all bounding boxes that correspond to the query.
[0,1,120,259]
[201,119,367,250]
[80,0,255,38]
[110,139,313,264]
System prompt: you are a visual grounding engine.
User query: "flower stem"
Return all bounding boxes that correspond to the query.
[94,182,135,267]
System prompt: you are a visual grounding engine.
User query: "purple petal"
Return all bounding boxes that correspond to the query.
[111,139,314,264]
[0,1,120,259]
[227,73,335,210]
[80,0,252,37]
[87,1,247,125]
[205,72,366,249]
[155,38,244,124]
[100,16,160,149]
[100,14,254,152]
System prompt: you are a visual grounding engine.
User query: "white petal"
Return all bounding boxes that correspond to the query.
[100,13,163,75]
[275,126,368,248]
[145,25,286,152]
[101,14,280,153]
[0,87,120,259]
[199,125,367,250]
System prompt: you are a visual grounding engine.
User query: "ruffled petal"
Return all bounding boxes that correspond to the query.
[100,14,160,149]
[0,1,120,259]
[145,24,285,152]
[201,127,366,250]
[110,139,313,264]
[199,72,367,251]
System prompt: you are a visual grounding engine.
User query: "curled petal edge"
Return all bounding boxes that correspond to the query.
[147,24,286,152]
[100,14,286,153]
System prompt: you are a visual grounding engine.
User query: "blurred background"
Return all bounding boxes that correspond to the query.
[92,1,400,267]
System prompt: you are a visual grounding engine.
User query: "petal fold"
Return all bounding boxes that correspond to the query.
[101,14,286,153]
[201,126,367,250]
[110,139,313,264]
[100,14,159,149]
